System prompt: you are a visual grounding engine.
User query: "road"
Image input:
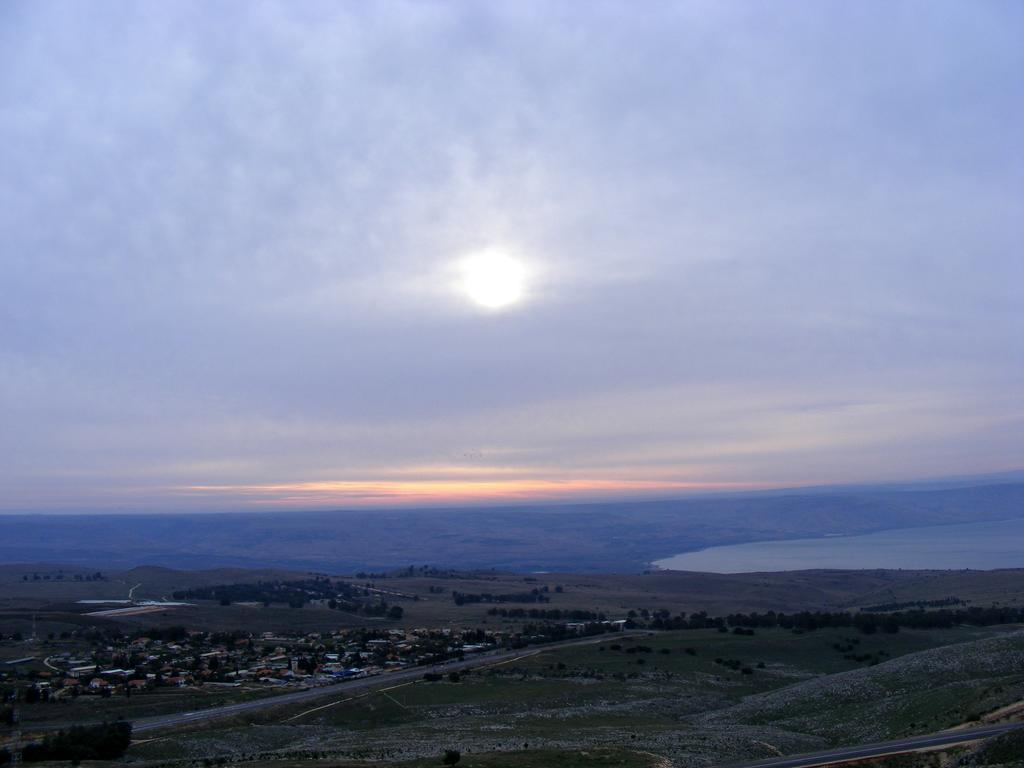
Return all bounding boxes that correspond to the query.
[132,632,637,733]
[730,722,1023,768]
[106,635,1024,765]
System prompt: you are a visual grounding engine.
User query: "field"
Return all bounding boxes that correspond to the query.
[4,564,1024,767]
[200,749,665,768]
[123,625,1024,767]
[5,564,1024,635]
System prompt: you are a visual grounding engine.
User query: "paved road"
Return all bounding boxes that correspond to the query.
[133,632,638,733]
[730,722,1023,768]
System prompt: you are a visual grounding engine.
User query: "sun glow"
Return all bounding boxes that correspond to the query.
[179,477,759,508]
[458,249,527,309]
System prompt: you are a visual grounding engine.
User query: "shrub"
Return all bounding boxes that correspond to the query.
[22,721,131,762]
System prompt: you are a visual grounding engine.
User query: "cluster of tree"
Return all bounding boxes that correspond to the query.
[173,577,358,608]
[714,657,754,674]
[76,626,126,643]
[393,565,463,578]
[363,603,403,619]
[642,605,1024,634]
[860,597,964,612]
[486,607,604,620]
[395,566,501,580]
[459,628,489,644]
[513,621,618,645]
[626,608,670,620]
[623,645,653,654]
[21,686,56,703]
[209,629,251,645]
[422,671,462,683]
[521,582,563,593]
[21,571,104,582]
[132,625,190,642]
[451,590,551,606]
[841,650,889,663]
[325,599,403,619]
[21,722,132,762]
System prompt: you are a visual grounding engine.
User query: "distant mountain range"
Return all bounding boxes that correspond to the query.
[1,480,1022,573]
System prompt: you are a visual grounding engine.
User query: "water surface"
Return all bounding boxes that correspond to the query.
[654,518,1024,573]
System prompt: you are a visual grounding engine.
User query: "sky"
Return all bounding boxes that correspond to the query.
[1,0,1022,512]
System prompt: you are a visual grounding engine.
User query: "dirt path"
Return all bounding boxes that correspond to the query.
[984,698,1024,723]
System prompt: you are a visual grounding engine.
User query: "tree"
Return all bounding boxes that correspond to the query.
[22,721,132,762]
[442,749,461,765]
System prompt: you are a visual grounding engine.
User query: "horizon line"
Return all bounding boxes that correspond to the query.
[1,469,1021,516]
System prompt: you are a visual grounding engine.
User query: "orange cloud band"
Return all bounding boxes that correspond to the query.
[177,477,761,507]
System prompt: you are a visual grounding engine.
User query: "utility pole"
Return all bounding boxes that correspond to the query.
[6,707,23,765]
[9,732,22,765]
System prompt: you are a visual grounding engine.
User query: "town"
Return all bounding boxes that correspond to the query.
[2,617,625,715]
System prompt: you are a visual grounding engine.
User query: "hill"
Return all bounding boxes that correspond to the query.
[0,482,1021,573]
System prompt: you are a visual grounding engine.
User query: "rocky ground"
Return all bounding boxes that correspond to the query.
[121,627,1024,768]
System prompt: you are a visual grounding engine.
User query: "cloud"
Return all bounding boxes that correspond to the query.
[0,0,1021,510]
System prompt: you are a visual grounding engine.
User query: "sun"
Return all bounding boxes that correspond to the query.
[458,249,527,310]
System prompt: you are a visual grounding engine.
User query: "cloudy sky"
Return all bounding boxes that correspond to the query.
[1,1,1022,512]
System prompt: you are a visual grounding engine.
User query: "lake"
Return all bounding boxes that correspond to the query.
[653,517,1024,573]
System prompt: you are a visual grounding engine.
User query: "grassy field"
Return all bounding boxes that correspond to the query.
[702,629,1024,744]
[223,748,667,768]
[5,565,1024,766]
[123,625,1024,767]
[14,686,304,728]
[6,564,1024,634]
[850,728,1024,768]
